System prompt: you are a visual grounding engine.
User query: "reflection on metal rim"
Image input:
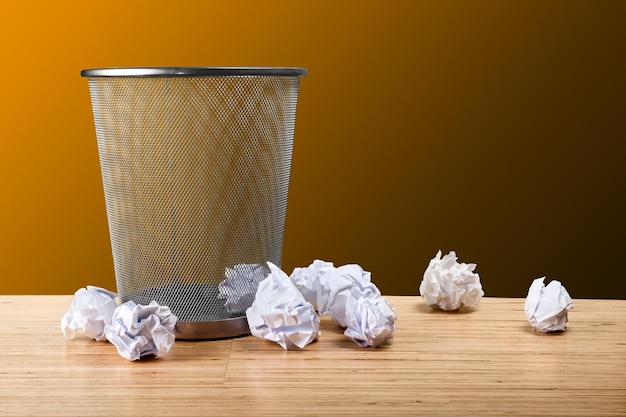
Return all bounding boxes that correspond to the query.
[81,67,307,78]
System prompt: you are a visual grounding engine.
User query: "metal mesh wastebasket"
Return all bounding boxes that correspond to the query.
[82,67,306,339]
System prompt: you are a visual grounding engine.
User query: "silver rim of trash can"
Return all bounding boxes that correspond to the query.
[81,67,307,77]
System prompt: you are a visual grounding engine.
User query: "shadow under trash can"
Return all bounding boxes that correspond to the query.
[82,67,306,339]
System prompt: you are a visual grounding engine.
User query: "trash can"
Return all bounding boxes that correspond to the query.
[81,67,306,339]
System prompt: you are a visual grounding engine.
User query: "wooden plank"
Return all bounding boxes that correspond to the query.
[0,296,624,416]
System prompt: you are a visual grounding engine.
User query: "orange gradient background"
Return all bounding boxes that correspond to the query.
[1,1,624,298]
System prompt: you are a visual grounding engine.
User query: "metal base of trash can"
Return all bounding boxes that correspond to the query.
[125,283,251,340]
[174,317,251,340]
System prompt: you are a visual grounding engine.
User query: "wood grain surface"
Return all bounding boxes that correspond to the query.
[1,296,624,416]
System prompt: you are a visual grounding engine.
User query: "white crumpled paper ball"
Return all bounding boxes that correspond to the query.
[246,262,321,350]
[218,263,268,313]
[343,294,397,348]
[419,250,484,311]
[290,259,334,310]
[290,260,396,346]
[105,300,177,361]
[317,264,381,328]
[61,286,119,341]
[251,260,396,348]
[524,277,573,332]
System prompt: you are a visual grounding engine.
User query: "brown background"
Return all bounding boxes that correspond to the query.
[1,1,624,298]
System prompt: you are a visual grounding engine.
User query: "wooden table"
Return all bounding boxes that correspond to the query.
[1,296,624,416]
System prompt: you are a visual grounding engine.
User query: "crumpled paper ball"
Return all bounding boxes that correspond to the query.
[524,277,573,332]
[419,250,484,310]
[290,259,334,310]
[105,300,177,361]
[218,263,268,313]
[317,264,381,328]
[61,286,119,341]
[343,294,397,347]
[246,262,321,350]
[289,260,396,347]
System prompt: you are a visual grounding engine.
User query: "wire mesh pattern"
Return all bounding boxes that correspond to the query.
[86,74,301,325]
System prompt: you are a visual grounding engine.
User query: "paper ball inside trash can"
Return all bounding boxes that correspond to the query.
[218,263,268,314]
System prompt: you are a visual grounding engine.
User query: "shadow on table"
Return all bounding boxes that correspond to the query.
[415,303,478,315]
